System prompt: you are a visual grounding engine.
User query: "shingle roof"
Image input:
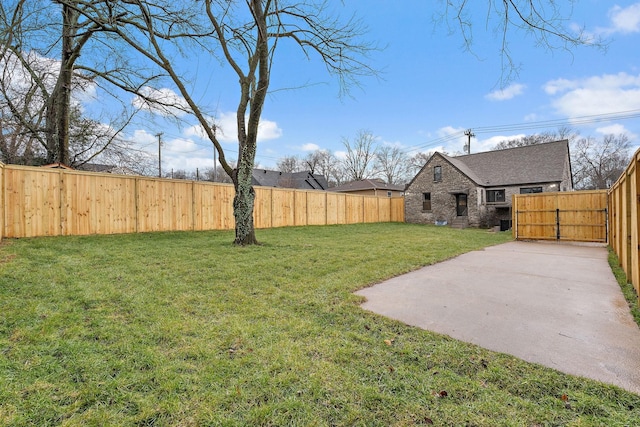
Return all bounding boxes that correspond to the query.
[252,169,328,190]
[444,140,570,186]
[330,179,405,193]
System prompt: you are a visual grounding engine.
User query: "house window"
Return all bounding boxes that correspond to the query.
[486,189,506,203]
[387,191,392,197]
[433,166,442,182]
[520,186,543,194]
[423,193,431,211]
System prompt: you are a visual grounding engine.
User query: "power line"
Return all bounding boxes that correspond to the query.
[407,108,640,154]
[473,109,640,134]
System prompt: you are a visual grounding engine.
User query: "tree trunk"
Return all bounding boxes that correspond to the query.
[45,3,75,165]
[232,168,258,245]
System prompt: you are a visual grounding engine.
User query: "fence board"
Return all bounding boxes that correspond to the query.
[391,197,405,222]
[327,193,345,225]
[271,187,296,228]
[0,164,403,239]
[62,172,137,235]
[193,182,235,231]
[135,178,194,232]
[253,187,273,229]
[364,197,379,223]
[5,166,62,237]
[306,191,328,226]
[345,195,364,224]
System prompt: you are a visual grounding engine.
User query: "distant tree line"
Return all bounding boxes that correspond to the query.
[275,130,433,187]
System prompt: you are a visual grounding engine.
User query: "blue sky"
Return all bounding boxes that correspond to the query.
[115,1,640,174]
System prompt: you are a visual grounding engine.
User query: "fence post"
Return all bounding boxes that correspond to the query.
[0,162,3,242]
[556,208,560,240]
[605,207,609,244]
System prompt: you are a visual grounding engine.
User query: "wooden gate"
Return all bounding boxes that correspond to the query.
[512,191,608,243]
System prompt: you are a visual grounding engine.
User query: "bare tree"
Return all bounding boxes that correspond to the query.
[66,0,376,245]
[0,0,167,168]
[203,165,234,184]
[0,0,103,164]
[341,130,379,182]
[442,2,601,82]
[277,155,303,173]
[307,149,343,187]
[375,145,409,184]
[572,134,630,190]
[406,151,435,179]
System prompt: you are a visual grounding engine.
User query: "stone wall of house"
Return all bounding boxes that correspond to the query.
[406,150,571,228]
[405,155,481,226]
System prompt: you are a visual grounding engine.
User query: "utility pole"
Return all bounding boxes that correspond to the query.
[464,129,475,155]
[156,132,163,178]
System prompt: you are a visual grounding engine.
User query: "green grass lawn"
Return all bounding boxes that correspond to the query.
[1,223,639,426]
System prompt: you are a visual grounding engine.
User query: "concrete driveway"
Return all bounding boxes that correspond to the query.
[356,240,640,394]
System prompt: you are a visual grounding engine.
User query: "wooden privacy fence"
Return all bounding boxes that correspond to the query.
[512,190,608,243]
[0,163,404,239]
[609,148,640,304]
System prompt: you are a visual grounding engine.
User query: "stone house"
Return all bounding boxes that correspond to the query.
[405,140,573,228]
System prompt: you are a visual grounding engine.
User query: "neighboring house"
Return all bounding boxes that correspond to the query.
[252,168,328,190]
[330,179,405,197]
[405,140,573,228]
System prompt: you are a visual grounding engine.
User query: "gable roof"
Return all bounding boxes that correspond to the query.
[42,162,74,170]
[252,169,328,190]
[331,179,405,193]
[440,140,571,187]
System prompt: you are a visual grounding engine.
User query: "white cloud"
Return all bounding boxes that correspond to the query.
[334,150,347,160]
[545,72,640,118]
[479,134,526,150]
[184,124,209,140]
[607,3,640,34]
[597,124,627,135]
[131,129,158,145]
[596,124,638,140]
[132,86,190,117]
[186,111,282,144]
[164,155,215,173]
[588,3,640,37]
[0,50,97,112]
[258,119,283,141]
[166,137,200,154]
[485,83,526,101]
[301,143,320,151]
[543,78,577,95]
[380,139,404,148]
[161,136,216,172]
[437,126,465,138]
